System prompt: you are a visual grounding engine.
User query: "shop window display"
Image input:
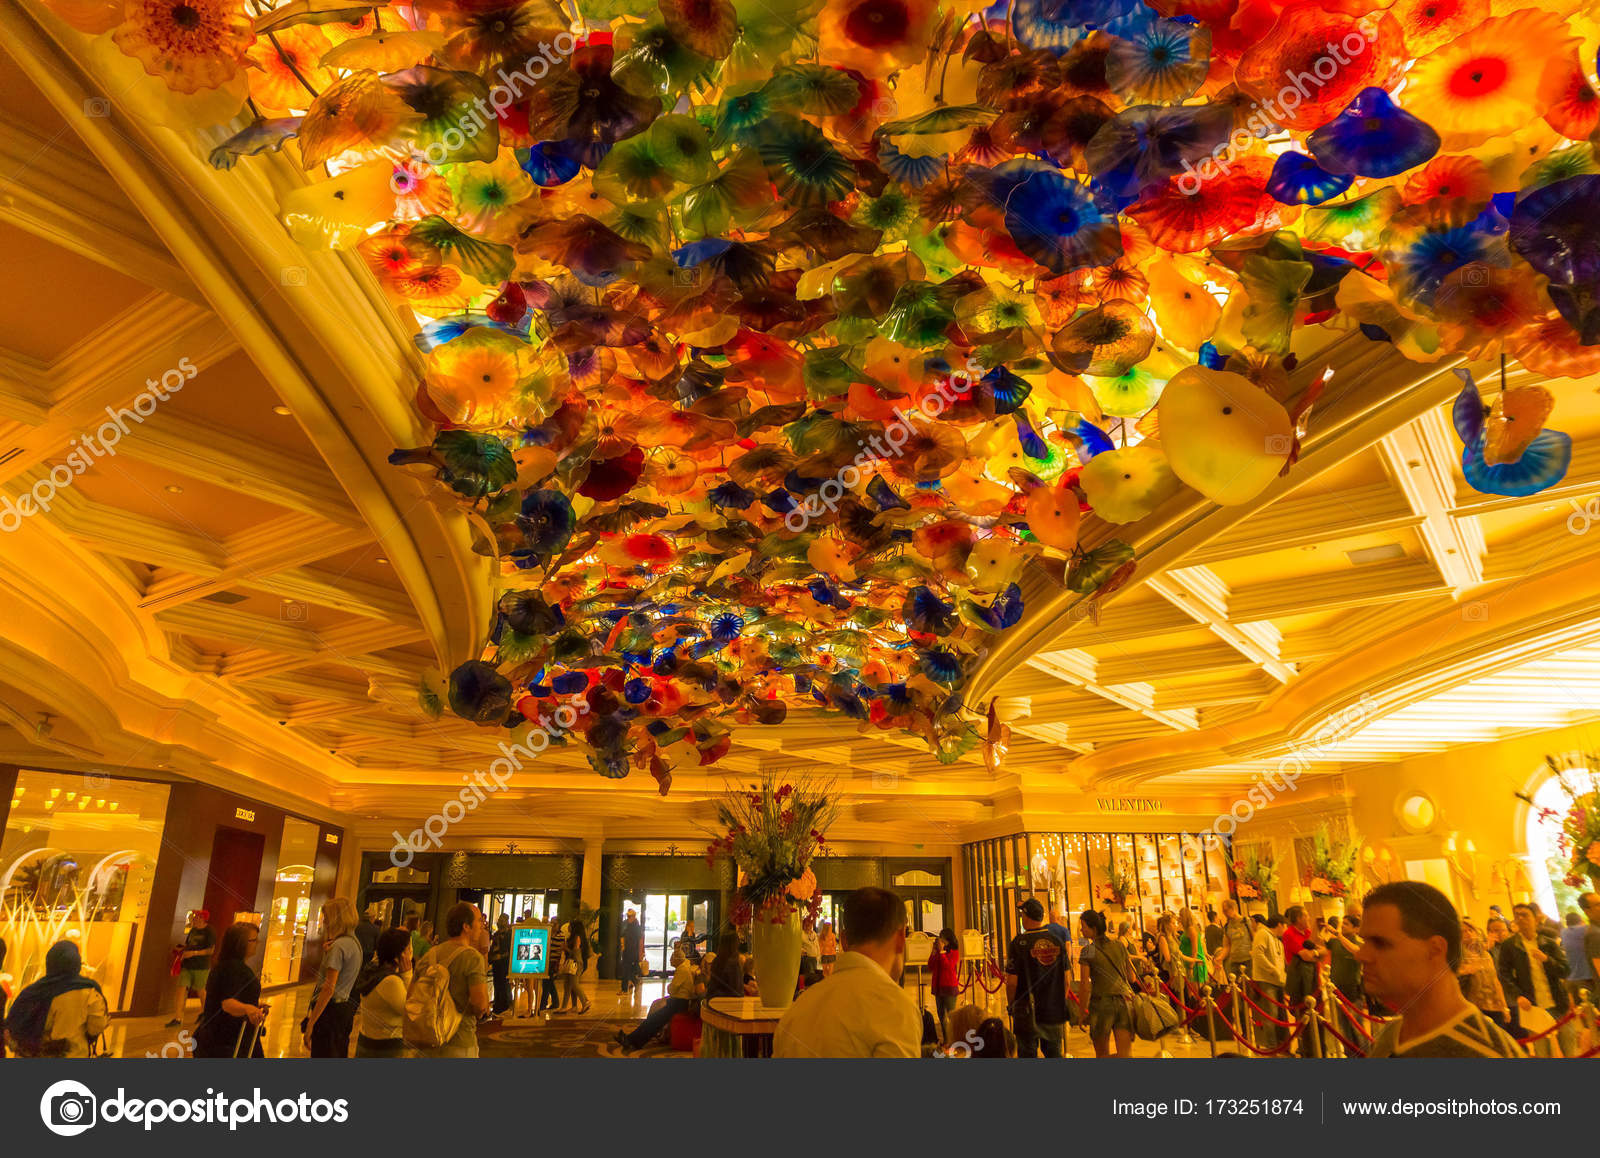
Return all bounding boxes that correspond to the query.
[259,817,320,987]
[0,770,169,1011]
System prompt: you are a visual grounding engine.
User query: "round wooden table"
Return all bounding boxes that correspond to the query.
[698,997,787,1057]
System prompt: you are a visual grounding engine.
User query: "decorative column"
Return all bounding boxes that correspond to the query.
[580,836,603,984]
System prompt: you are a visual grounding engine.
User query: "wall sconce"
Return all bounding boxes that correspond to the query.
[1444,832,1480,899]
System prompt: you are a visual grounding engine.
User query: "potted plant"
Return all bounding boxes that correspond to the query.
[1234,850,1277,916]
[1304,824,1361,919]
[705,774,838,1009]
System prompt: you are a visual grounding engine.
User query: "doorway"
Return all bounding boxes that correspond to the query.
[202,825,267,939]
[628,892,717,974]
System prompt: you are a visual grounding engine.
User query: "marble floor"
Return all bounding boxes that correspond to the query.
[102,975,1218,1059]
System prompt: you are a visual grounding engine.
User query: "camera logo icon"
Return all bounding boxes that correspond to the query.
[280,598,309,622]
[871,769,898,789]
[40,1079,97,1136]
[1460,600,1489,622]
[281,266,308,287]
[83,98,111,118]
[1264,433,1293,455]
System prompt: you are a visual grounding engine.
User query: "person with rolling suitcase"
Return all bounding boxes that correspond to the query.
[193,923,268,1059]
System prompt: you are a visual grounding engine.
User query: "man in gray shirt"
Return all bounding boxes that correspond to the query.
[413,901,491,1058]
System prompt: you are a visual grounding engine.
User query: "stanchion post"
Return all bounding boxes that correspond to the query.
[1305,996,1323,1058]
[1237,971,1258,1053]
[1202,984,1217,1058]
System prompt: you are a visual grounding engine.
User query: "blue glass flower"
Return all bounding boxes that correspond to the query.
[866,475,907,510]
[1267,152,1354,206]
[876,138,944,189]
[448,661,513,724]
[1451,369,1571,497]
[551,671,590,695]
[709,612,745,643]
[904,586,956,635]
[516,488,576,558]
[1307,88,1440,179]
[518,143,582,187]
[1004,170,1124,274]
[1509,175,1600,343]
[919,648,964,686]
[979,367,1033,415]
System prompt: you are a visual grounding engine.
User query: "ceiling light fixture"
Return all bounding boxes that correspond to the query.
[272,405,292,416]
[164,484,183,494]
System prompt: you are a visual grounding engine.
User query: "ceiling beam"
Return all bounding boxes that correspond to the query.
[117,410,362,527]
[1230,558,1451,622]
[0,122,198,303]
[1184,481,1421,564]
[1378,409,1485,593]
[138,514,373,613]
[1028,650,1197,731]
[1146,565,1297,683]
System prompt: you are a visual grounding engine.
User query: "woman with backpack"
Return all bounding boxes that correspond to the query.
[1076,909,1136,1058]
[192,923,267,1058]
[3,940,107,1058]
[303,897,363,1058]
[355,928,413,1057]
[560,915,592,1013]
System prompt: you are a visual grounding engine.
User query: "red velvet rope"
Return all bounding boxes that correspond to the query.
[1318,1016,1369,1058]
[1517,1006,1580,1043]
[1208,1004,1306,1056]
[1323,992,1378,1042]
[1238,988,1300,1030]
[1578,1042,1599,1058]
[1244,977,1293,1010]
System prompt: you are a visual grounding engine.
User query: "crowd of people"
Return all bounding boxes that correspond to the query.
[1,883,1594,1060]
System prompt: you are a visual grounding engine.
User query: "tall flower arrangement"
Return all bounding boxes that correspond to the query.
[706,774,839,924]
[1305,824,1362,897]
[1522,759,1600,889]
[1234,849,1278,900]
[1096,855,1135,906]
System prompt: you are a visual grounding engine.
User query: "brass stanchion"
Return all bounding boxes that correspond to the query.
[1202,984,1217,1058]
[1305,995,1323,1058]
[1236,970,1257,1053]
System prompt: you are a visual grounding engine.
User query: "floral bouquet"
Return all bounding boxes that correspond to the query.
[706,774,838,924]
[1234,849,1277,900]
[1523,759,1600,889]
[1305,824,1361,896]
[1098,857,1135,906]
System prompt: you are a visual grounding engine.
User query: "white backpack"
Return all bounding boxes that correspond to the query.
[404,943,465,1049]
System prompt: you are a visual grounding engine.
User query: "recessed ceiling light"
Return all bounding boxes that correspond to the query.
[376,557,389,565]
[164,484,183,494]
[272,405,292,416]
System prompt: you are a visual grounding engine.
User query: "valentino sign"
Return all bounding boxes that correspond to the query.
[1095,798,1166,814]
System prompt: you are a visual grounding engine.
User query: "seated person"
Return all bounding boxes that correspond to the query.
[616,948,700,1052]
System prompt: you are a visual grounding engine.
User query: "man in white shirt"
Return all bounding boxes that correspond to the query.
[1249,914,1287,1048]
[774,886,922,1058]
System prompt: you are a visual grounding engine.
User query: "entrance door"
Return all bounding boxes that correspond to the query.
[640,893,684,975]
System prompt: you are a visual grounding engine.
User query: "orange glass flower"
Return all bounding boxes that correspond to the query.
[1404,9,1578,149]
[817,0,940,78]
[1234,5,1404,133]
[113,0,257,94]
[244,26,331,111]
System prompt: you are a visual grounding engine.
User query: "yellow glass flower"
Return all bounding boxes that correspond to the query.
[423,327,540,429]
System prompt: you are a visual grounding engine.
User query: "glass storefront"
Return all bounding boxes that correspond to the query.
[963,831,1236,962]
[0,770,171,1011]
[260,817,319,987]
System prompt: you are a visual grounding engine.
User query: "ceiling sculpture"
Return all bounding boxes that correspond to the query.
[18,0,1600,801]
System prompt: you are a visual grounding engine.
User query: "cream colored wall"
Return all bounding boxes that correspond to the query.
[1343,719,1600,922]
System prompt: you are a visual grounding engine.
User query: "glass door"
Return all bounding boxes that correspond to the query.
[641,893,689,974]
